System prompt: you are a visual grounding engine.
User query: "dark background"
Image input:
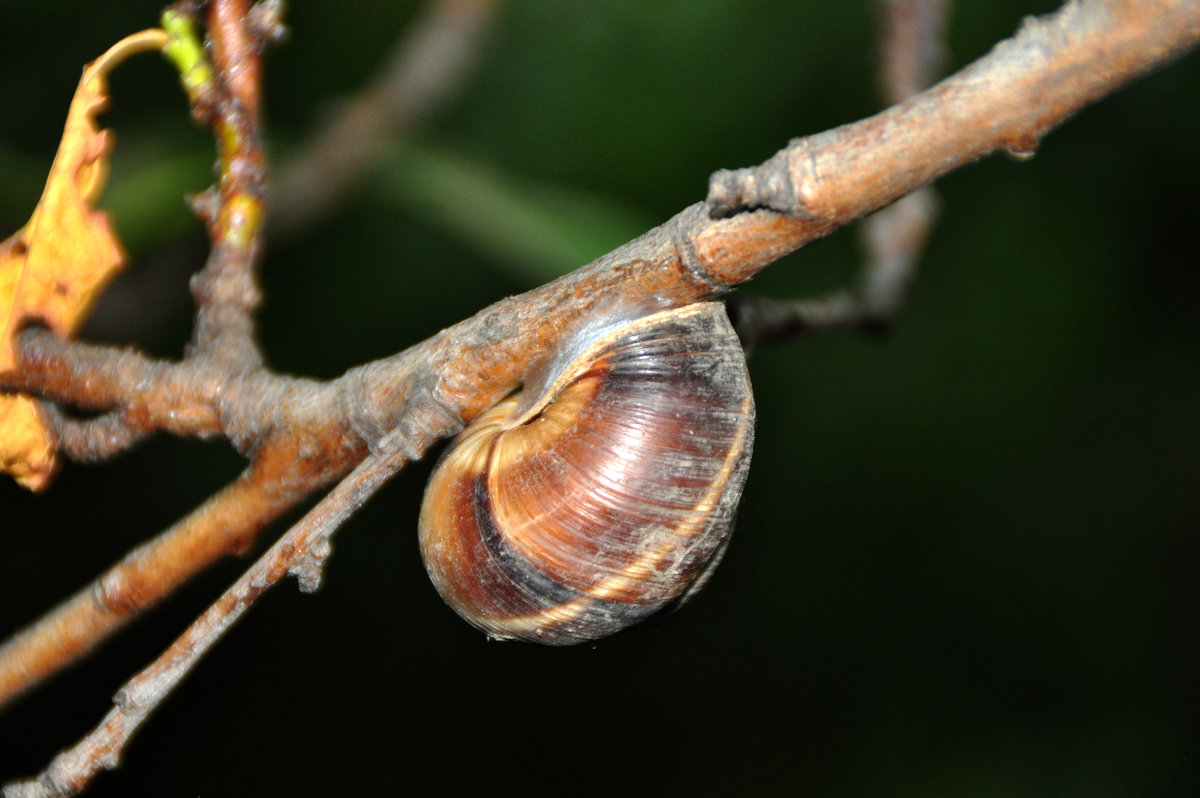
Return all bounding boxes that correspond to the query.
[2,2,1197,795]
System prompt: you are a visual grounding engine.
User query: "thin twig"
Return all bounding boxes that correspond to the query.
[185,0,269,366]
[878,0,949,103]
[42,408,148,463]
[732,0,950,347]
[0,457,325,710]
[0,418,443,798]
[856,0,948,326]
[268,0,501,240]
[728,190,940,345]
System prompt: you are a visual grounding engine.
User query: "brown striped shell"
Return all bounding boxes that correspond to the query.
[418,302,754,644]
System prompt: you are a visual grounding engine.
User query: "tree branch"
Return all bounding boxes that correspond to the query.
[0,441,356,711]
[183,0,270,366]
[2,431,423,798]
[733,0,950,346]
[707,0,1199,225]
[3,0,1198,714]
[2,1,1198,792]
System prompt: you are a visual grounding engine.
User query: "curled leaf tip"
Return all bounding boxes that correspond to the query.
[92,29,170,79]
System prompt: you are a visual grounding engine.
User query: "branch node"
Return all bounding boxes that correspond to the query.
[186,187,220,228]
[706,145,818,219]
[670,203,736,292]
[49,409,149,463]
[112,686,134,710]
[248,0,289,45]
[1001,133,1041,161]
[288,538,333,594]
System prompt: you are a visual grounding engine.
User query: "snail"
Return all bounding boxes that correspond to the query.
[418,302,754,644]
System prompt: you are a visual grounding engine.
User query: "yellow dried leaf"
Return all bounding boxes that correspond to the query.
[0,29,167,491]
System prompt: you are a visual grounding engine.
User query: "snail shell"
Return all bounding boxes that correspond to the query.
[418,302,754,644]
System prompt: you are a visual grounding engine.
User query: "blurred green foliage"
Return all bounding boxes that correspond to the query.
[0,2,1197,796]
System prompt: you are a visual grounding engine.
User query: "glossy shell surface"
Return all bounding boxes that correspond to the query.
[418,302,754,644]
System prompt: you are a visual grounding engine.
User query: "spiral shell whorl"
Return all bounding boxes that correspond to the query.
[418,302,754,644]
